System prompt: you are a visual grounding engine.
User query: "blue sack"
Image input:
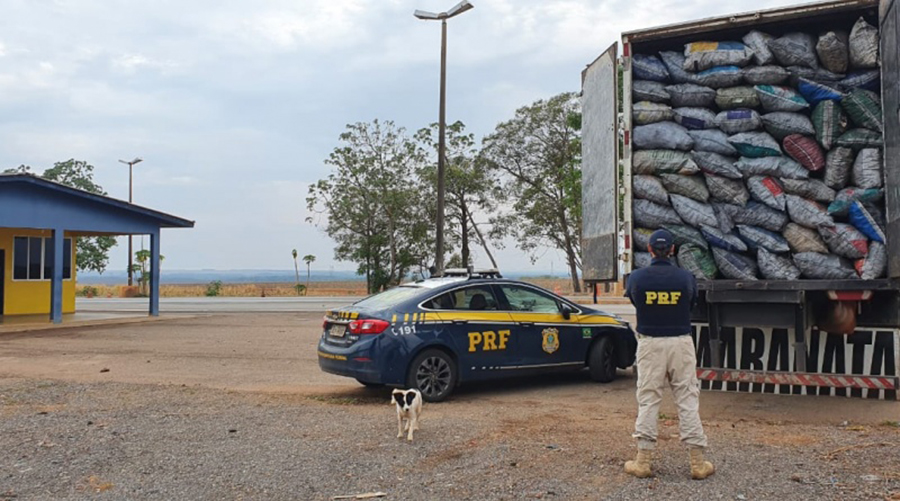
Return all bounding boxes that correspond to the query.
[796,78,844,106]
[839,70,880,92]
[849,201,886,243]
[633,54,670,82]
[700,225,748,252]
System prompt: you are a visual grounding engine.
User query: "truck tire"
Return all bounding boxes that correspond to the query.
[589,336,617,383]
[406,349,458,402]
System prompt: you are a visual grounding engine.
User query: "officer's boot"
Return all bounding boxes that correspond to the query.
[689,447,715,480]
[624,449,653,478]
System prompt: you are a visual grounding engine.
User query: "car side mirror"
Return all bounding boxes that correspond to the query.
[560,303,573,320]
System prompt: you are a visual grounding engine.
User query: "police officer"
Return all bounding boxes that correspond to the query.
[623,229,714,480]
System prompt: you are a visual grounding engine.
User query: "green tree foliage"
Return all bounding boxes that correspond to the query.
[130,249,164,296]
[307,120,430,293]
[302,254,316,295]
[4,159,117,273]
[480,92,584,292]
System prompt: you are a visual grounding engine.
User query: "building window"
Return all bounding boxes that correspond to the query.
[12,236,73,281]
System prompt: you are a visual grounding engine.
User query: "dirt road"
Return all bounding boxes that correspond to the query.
[1,313,898,500]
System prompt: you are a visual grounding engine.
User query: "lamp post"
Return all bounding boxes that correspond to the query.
[415,0,473,276]
[118,157,143,286]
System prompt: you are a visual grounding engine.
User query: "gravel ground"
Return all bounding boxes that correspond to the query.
[1,314,899,500]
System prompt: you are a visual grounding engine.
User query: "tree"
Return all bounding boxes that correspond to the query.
[307,120,430,293]
[131,249,164,296]
[303,254,316,295]
[480,93,584,292]
[291,249,302,296]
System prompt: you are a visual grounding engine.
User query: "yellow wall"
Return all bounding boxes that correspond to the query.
[0,228,77,316]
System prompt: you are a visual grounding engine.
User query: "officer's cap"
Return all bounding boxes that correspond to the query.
[649,229,674,253]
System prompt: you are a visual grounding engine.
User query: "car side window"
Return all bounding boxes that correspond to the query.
[424,286,499,311]
[499,285,561,313]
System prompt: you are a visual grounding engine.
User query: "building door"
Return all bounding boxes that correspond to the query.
[0,249,5,315]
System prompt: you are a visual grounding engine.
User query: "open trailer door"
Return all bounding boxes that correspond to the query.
[581,42,620,282]
[881,0,900,277]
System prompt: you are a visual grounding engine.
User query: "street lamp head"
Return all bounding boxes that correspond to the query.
[118,157,143,166]
[414,1,472,20]
[446,0,474,18]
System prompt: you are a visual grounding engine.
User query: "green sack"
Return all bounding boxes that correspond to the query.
[811,100,848,150]
[841,89,883,133]
[678,244,718,280]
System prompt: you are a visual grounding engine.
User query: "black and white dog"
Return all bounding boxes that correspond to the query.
[391,388,423,441]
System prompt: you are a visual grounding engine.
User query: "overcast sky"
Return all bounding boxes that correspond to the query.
[2,0,798,273]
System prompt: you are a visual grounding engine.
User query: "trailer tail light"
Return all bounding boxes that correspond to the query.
[827,291,873,301]
[348,319,390,335]
[624,130,630,146]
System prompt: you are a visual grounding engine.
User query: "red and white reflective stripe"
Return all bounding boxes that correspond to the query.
[696,369,898,390]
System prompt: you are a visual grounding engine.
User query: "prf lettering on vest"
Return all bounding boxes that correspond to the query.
[645,291,682,305]
[468,330,511,352]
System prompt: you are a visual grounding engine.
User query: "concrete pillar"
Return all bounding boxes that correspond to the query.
[49,228,64,324]
[150,230,160,316]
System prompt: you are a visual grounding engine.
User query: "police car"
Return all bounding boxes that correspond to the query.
[317,269,636,402]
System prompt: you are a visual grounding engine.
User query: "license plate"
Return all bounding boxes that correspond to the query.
[329,324,347,338]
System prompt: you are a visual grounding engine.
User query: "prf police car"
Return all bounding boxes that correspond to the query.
[317,270,637,402]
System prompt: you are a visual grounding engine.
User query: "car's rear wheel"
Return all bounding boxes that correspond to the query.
[588,336,617,383]
[407,349,457,402]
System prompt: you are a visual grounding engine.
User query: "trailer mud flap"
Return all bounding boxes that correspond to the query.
[691,325,900,400]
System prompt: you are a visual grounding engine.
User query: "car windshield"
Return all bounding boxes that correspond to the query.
[353,286,424,309]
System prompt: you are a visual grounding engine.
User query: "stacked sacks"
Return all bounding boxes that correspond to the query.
[631,17,886,280]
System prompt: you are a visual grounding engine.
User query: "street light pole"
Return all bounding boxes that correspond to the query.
[415,1,473,276]
[118,157,143,286]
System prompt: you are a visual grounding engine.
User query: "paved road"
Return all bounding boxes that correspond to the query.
[76,297,637,316]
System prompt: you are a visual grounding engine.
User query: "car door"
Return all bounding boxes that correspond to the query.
[496,283,584,368]
[422,284,517,378]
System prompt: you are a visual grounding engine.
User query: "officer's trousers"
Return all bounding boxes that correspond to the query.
[632,334,708,450]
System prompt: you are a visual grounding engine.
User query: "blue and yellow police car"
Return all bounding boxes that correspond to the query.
[317,269,636,402]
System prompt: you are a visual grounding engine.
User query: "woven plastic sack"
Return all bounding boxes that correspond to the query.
[634,252,652,269]
[835,128,883,149]
[712,247,758,280]
[797,78,844,106]
[712,203,740,233]
[812,100,848,151]
[747,176,786,210]
[842,89,883,132]
[849,201,886,243]
[787,66,846,87]
[824,147,854,188]
[716,86,760,110]
[728,132,782,158]
[660,174,709,202]
[852,148,882,189]
[735,156,809,179]
[670,194,717,228]
[688,129,738,156]
[783,222,829,253]
[673,107,717,130]
[794,252,858,279]
[761,112,815,140]
[839,70,880,91]
[828,187,884,216]
[849,17,879,69]
[633,175,670,205]
[716,109,763,134]
[695,66,743,88]
[633,80,671,103]
[634,199,684,228]
[664,224,709,249]
[743,65,789,86]
[704,173,749,205]
[783,134,825,171]
[758,248,802,280]
[683,41,754,71]
[633,101,674,125]
[786,194,835,228]
[856,241,886,279]
[678,244,718,280]
[659,51,698,84]
[862,202,887,229]
[633,150,701,175]
[819,223,868,259]
[732,201,789,232]
[737,225,791,253]
[780,178,836,202]
[700,224,748,252]
[692,151,742,179]
[665,84,716,108]
[633,122,694,150]
[633,228,654,250]
[633,54,670,82]
[816,31,850,74]
[768,32,819,69]
[743,30,775,65]
[755,85,810,112]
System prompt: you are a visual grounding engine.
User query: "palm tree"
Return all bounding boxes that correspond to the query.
[303,254,316,296]
[292,249,302,296]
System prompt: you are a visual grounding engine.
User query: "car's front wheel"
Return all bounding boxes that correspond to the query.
[406,349,458,402]
[588,336,617,383]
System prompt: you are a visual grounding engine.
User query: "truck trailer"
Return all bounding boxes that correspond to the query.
[582,0,900,399]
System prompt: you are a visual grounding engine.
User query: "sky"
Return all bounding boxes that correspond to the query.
[1,0,800,274]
